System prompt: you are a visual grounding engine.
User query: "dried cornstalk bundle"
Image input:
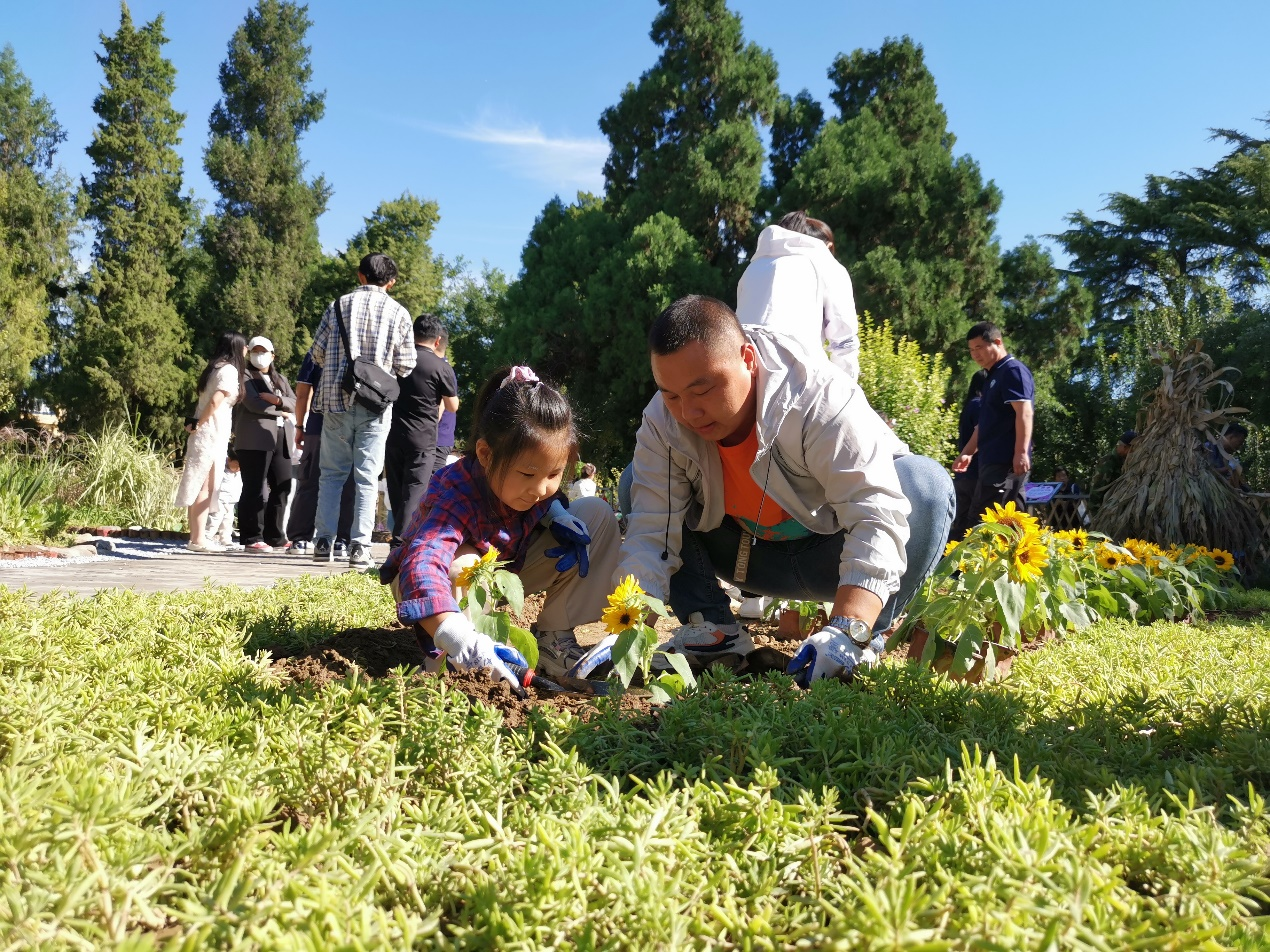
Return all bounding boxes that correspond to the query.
[1094,340,1258,555]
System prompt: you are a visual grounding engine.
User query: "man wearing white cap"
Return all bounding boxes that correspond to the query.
[234,335,297,550]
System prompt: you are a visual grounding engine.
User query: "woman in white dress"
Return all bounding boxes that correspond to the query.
[175,332,247,551]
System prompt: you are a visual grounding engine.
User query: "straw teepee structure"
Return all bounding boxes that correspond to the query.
[1094,340,1258,555]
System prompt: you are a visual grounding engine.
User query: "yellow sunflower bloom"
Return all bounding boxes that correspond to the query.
[1068,529,1089,551]
[455,545,501,588]
[602,575,646,634]
[1210,548,1235,572]
[1009,534,1049,584]
[981,501,1040,536]
[1096,544,1123,571]
[943,539,959,557]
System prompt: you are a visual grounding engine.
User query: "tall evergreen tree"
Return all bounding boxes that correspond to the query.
[765,90,824,202]
[0,46,77,414]
[61,4,190,433]
[783,37,1002,366]
[202,0,328,364]
[599,0,778,279]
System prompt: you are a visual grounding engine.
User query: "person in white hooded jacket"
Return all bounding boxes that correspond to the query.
[603,296,952,687]
[736,211,860,381]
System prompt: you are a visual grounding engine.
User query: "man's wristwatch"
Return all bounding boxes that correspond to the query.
[828,615,873,647]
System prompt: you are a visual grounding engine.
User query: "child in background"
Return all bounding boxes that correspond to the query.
[380,365,621,687]
[567,462,598,501]
[206,453,243,550]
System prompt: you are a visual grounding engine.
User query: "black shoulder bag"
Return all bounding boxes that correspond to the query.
[334,296,400,415]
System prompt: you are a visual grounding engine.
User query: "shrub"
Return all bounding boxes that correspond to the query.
[0,428,73,544]
[856,314,958,463]
[68,421,182,530]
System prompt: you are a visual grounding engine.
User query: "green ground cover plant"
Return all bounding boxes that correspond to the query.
[1,574,1268,948]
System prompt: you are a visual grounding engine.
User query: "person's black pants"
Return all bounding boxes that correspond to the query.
[950,474,977,541]
[287,427,354,544]
[386,439,437,545]
[967,462,1028,523]
[434,443,453,473]
[237,427,294,546]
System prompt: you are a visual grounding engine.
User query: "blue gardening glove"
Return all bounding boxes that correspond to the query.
[542,499,591,577]
[433,615,528,697]
[786,626,884,689]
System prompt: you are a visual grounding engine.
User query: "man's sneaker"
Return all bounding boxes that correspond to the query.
[348,542,375,570]
[290,540,312,555]
[737,596,772,620]
[312,537,334,562]
[334,541,349,559]
[245,541,273,552]
[653,612,754,672]
[535,629,588,679]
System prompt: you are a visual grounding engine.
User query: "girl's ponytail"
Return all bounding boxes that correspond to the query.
[467,366,579,481]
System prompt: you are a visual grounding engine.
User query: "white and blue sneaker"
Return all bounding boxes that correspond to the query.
[652,612,753,672]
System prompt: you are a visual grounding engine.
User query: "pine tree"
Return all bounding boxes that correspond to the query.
[0,46,77,414]
[63,4,190,433]
[599,0,778,279]
[201,0,328,365]
[783,37,1002,366]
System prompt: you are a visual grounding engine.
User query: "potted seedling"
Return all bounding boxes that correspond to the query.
[762,598,829,638]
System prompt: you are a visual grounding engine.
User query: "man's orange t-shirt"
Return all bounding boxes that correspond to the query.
[716,425,812,542]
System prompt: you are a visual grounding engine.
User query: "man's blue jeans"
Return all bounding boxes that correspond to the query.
[315,404,392,548]
[667,454,955,633]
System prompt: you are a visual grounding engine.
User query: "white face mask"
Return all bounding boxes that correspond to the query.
[250,352,272,371]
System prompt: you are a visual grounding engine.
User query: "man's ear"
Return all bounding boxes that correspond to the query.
[741,340,759,373]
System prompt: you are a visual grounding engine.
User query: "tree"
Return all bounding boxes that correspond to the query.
[60,4,191,434]
[0,46,77,415]
[599,0,778,280]
[782,37,1002,366]
[440,264,510,441]
[998,239,1091,392]
[341,193,444,318]
[201,0,328,365]
[765,90,824,202]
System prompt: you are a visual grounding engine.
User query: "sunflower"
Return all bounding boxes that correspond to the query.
[1210,548,1235,572]
[1009,533,1049,584]
[981,501,1040,536]
[456,545,500,588]
[1066,529,1089,551]
[1096,544,1123,571]
[943,539,959,558]
[602,575,646,634]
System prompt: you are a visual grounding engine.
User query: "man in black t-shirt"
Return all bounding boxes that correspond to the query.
[953,322,1035,519]
[385,315,459,546]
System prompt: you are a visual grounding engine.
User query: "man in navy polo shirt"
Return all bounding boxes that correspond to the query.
[952,322,1035,519]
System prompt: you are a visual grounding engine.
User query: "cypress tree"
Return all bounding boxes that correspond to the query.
[65,3,190,432]
[202,0,328,365]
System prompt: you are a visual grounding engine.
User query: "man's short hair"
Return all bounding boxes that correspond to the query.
[966,321,1004,344]
[649,295,745,357]
[1226,423,1249,438]
[1120,430,1138,446]
[358,253,398,286]
[413,313,445,343]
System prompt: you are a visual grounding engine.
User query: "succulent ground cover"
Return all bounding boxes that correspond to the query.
[2,574,1269,948]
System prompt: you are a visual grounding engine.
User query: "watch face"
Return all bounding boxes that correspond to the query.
[847,620,872,646]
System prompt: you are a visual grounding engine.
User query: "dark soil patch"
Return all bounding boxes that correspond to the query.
[1205,607,1270,622]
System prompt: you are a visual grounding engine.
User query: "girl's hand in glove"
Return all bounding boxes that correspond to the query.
[433,614,529,697]
[542,499,591,577]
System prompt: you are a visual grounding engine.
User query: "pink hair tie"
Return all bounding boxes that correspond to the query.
[501,365,540,388]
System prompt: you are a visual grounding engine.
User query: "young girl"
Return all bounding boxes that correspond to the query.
[175,332,247,552]
[380,365,621,687]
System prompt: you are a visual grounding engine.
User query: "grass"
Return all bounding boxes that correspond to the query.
[1,574,1268,948]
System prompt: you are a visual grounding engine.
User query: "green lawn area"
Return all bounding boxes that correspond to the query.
[2,575,1269,948]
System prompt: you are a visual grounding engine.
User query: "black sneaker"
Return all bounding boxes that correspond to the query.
[334,541,349,559]
[348,542,375,570]
[313,537,334,562]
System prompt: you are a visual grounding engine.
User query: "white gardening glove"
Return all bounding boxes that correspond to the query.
[433,614,528,697]
[786,625,884,689]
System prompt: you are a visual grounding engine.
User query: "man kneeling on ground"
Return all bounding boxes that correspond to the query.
[610,295,954,687]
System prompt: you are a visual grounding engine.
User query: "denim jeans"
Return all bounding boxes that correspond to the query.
[667,454,955,633]
[316,404,392,547]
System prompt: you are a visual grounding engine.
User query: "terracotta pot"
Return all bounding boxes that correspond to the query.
[777,608,829,638]
[907,625,1016,684]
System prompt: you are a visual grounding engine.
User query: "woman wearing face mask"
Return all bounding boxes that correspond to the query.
[233,336,297,551]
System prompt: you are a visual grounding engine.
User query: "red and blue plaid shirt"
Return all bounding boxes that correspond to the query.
[380,454,563,624]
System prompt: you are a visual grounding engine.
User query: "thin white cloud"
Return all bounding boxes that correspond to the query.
[401,115,608,192]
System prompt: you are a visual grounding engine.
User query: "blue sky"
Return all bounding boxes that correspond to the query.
[6,1,1270,279]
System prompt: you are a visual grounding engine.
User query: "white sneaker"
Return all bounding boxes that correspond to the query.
[186,541,226,553]
[536,629,587,679]
[653,612,754,671]
[737,596,772,620]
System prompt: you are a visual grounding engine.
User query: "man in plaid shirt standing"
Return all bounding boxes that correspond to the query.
[308,253,417,569]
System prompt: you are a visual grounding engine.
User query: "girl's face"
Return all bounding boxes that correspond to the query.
[477,439,569,511]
